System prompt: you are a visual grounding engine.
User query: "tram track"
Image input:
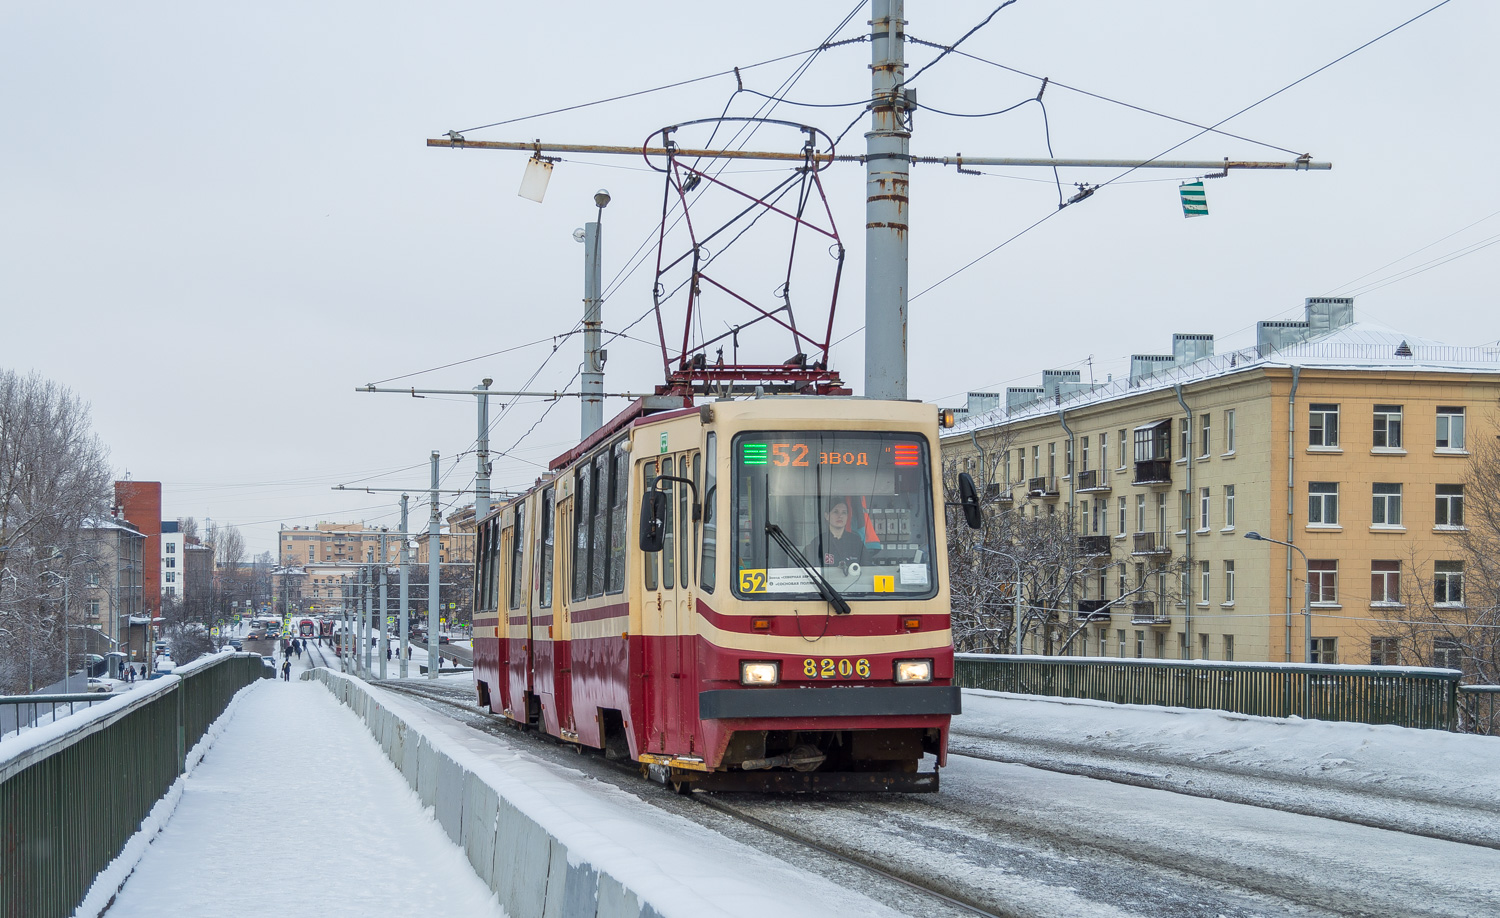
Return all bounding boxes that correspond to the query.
[947,733,1500,851]
[369,679,1500,917]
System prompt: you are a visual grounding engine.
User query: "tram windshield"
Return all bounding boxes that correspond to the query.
[732,431,937,601]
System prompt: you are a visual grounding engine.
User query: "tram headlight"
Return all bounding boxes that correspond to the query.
[740,661,780,686]
[894,659,933,684]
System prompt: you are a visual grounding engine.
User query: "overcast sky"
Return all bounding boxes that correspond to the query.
[4,1,1494,557]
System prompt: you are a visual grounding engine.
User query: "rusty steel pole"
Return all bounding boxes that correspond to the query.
[865,0,910,401]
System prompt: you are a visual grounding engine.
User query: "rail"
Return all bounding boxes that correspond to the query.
[0,693,112,739]
[1459,685,1500,736]
[0,652,268,918]
[955,654,1476,732]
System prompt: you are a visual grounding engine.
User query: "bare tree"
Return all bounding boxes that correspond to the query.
[178,516,199,543]
[0,370,114,692]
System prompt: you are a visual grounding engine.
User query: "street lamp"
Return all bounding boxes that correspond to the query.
[978,547,1026,654]
[1244,531,1312,664]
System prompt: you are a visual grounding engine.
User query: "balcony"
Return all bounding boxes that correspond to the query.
[1077,535,1112,556]
[1133,458,1173,486]
[1027,476,1060,498]
[985,483,1012,504]
[1132,532,1171,556]
[1076,469,1111,492]
[1077,599,1112,621]
[1131,601,1170,625]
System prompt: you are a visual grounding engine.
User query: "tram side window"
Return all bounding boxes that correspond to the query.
[508,502,525,611]
[701,434,717,592]
[485,519,500,612]
[607,443,628,594]
[590,452,609,597]
[683,452,696,585]
[642,463,658,591]
[573,463,592,602]
[538,487,554,608]
[662,456,676,589]
[476,522,491,613]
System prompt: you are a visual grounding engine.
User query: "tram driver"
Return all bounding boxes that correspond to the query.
[803,496,867,573]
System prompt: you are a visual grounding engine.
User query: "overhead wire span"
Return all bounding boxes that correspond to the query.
[910,0,1455,303]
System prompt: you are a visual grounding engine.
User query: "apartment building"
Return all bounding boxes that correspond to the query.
[942,297,1499,666]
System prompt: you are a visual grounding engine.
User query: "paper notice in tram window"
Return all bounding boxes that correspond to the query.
[899,564,929,587]
[765,568,819,592]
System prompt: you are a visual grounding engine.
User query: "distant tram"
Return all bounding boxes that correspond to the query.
[473,397,971,792]
[298,619,315,639]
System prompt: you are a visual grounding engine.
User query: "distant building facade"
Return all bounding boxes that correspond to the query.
[115,481,162,616]
[82,515,145,659]
[942,297,1499,667]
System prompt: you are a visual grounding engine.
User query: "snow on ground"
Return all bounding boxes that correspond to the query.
[955,689,1500,805]
[101,677,502,918]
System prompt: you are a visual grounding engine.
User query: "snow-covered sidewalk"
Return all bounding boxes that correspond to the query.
[101,678,500,917]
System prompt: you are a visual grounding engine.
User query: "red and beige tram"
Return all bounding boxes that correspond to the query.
[472,396,964,791]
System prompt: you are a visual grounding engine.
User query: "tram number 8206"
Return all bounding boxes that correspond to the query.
[803,657,871,679]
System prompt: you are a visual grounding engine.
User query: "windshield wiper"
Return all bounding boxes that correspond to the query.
[764,522,852,615]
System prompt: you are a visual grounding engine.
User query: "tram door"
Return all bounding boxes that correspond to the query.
[546,493,572,734]
[644,450,699,754]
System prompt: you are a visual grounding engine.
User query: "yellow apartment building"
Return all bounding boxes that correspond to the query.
[942,297,1499,666]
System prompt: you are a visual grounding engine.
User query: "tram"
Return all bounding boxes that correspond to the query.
[473,396,974,792]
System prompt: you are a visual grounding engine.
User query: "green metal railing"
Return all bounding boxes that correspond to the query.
[955,654,1471,731]
[0,653,268,918]
[1459,685,1500,736]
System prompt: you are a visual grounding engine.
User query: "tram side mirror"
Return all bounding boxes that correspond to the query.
[639,489,668,552]
[957,472,983,530]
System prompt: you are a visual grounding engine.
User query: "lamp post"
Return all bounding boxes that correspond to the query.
[1244,531,1312,664]
[577,188,610,439]
[979,547,1026,654]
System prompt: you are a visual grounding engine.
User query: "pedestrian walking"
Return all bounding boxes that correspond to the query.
[386,644,392,661]
[281,658,291,681]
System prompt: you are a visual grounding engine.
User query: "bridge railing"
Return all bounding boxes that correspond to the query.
[1459,685,1500,736]
[0,652,268,918]
[955,654,1474,732]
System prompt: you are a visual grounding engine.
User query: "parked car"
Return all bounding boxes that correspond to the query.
[85,678,113,694]
[227,638,243,651]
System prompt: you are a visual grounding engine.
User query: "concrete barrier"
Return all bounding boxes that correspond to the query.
[306,669,661,918]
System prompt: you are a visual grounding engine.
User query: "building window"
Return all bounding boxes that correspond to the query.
[165,557,176,569]
[1117,429,1127,467]
[1080,436,1089,472]
[1308,482,1339,525]
[1223,634,1235,661]
[165,571,177,584]
[1117,563,1127,599]
[1179,418,1191,460]
[1371,560,1401,604]
[1436,406,1466,450]
[1016,449,1024,484]
[1048,442,1056,479]
[1371,483,1403,527]
[1100,432,1108,473]
[1136,494,1146,533]
[1225,409,1236,453]
[1199,560,1210,603]
[1223,484,1236,528]
[1309,403,1340,447]
[1370,637,1399,666]
[1434,561,1464,606]
[1308,560,1338,604]
[166,543,176,554]
[1199,413,1211,457]
[1118,628,1127,658]
[1435,484,1465,527]
[1135,630,1145,659]
[88,599,101,619]
[1433,639,1462,671]
[1372,404,1403,449]
[1223,560,1235,602]
[1117,497,1127,536]
[1310,637,1337,664]
[1179,489,1191,532]
[1199,487,1210,531]
[1200,632,1210,660]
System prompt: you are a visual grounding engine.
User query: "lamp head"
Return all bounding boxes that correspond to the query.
[594,188,611,209]
[1244,531,1263,541]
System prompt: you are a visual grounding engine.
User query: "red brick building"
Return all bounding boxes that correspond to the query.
[115,481,162,616]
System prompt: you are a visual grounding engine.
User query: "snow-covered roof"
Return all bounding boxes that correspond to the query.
[952,320,1500,435]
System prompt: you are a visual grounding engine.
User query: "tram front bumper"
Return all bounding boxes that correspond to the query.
[698,685,961,719]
